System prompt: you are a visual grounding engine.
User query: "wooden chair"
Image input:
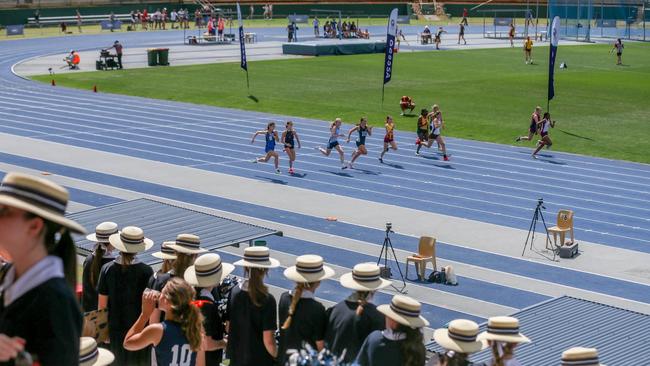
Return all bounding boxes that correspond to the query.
[547,210,574,249]
[405,236,436,280]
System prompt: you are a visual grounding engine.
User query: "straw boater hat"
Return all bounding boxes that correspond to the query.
[378,295,430,329]
[152,241,177,260]
[184,253,235,288]
[561,347,605,366]
[433,319,486,354]
[478,316,530,344]
[166,233,208,254]
[340,262,391,291]
[109,226,154,254]
[0,172,86,234]
[284,255,335,283]
[79,337,114,366]
[234,246,280,268]
[86,222,118,244]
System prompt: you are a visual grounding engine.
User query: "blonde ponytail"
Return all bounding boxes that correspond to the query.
[281,283,308,330]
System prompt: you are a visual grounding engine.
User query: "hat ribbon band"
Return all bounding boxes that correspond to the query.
[390,303,421,318]
[487,326,520,335]
[0,184,67,214]
[196,263,222,277]
[79,346,99,363]
[120,234,144,245]
[176,239,200,248]
[244,254,270,262]
[353,273,381,282]
[161,246,175,254]
[448,329,478,343]
[95,232,116,241]
[296,264,324,274]
[562,358,600,365]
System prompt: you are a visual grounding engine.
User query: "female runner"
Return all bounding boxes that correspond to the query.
[516,106,542,142]
[281,121,301,175]
[251,122,281,174]
[415,108,429,156]
[346,117,373,169]
[318,118,347,169]
[532,112,555,159]
[421,105,449,161]
[379,116,397,163]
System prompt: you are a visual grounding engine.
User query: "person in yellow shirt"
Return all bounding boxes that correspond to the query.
[524,36,533,64]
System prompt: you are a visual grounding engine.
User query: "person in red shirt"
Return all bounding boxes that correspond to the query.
[399,96,415,116]
[217,16,225,41]
[142,9,148,30]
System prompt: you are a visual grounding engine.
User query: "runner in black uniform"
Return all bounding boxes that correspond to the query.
[516,106,542,142]
[415,108,429,156]
[346,117,373,169]
[532,112,555,159]
[281,121,301,175]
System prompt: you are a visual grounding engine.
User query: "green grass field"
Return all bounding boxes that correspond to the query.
[32,43,650,163]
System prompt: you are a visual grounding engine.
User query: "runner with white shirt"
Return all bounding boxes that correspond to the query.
[532,112,555,159]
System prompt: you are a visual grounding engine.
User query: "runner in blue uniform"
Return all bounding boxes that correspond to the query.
[346,117,373,169]
[317,118,347,169]
[281,121,301,175]
[251,122,281,174]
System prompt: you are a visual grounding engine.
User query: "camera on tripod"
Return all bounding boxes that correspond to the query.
[537,198,546,209]
[385,222,393,232]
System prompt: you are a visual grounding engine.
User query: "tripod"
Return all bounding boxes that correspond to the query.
[377,225,407,294]
[521,198,557,261]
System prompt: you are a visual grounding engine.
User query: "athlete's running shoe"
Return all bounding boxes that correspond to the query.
[275,169,281,174]
[252,159,258,163]
[288,168,295,174]
[515,137,521,142]
[531,154,538,159]
[378,158,383,163]
[443,156,449,161]
[415,152,420,156]
[347,163,354,169]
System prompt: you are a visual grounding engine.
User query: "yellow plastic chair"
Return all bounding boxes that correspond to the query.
[405,236,437,280]
[547,210,575,249]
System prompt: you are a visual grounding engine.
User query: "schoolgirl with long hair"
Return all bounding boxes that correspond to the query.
[149,234,206,324]
[82,222,117,312]
[432,319,486,366]
[281,121,302,175]
[252,122,281,174]
[318,118,347,169]
[346,117,373,169]
[325,263,390,363]
[379,116,398,163]
[278,255,335,365]
[227,246,281,366]
[184,253,235,365]
[356,295,429,366]
[97,226,154,365]
[478,316,530,366]
[0,172,87,365]
[124,277,204,366]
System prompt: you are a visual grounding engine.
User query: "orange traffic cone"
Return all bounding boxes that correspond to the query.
[93,85,97,93]
[51,79,56,86]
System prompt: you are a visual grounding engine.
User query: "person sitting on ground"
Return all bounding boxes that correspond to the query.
[64,50,80,69]
[400,96,415,116]
[422,25,432,44]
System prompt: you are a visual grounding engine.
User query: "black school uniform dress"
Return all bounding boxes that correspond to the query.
[355,329,405,366]
[277,290,327,365]
[194,289,225,366]
[97,257,153,366]
[81,251,114,312]
[324,295,385,363]
[0,256,82,366]
[225,282,277,366]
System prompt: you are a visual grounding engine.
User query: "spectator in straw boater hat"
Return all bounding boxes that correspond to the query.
[325,262,391,362]
[227,246,281,366]
[278,255,335,364]
[431,318,486,366]
[82,221,117,312]
[561,347,604,366]
[478,316,530,366]
[151,240,177,277]
[79,336,114,366]
[97,226,154,365]
[184,253,234,365]
[356,294,428,366]
[149,233,206,323]
[0,172,86,365]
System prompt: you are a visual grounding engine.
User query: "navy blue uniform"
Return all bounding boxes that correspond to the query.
[356,126,369,147]
[155,321,197,366]
[284,130,295,149]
